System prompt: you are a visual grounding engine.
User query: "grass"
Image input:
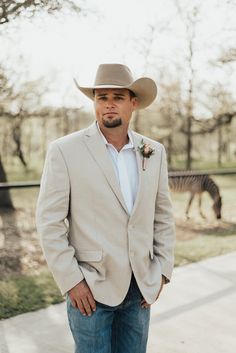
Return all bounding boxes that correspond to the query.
[0,271,64,319]
[175,234,236,267]
[170,157,236,171]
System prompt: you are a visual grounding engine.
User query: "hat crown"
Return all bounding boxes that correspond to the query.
[94,64,134,87]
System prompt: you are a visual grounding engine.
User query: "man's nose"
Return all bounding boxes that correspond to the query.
[105,98,115,108]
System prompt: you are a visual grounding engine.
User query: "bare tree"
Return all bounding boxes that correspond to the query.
[0,68,51,207]
[174,1,200,169]
[0,157,15,209]
[155,81,183,167]
[131,25,157,133]
[0,69,15,208]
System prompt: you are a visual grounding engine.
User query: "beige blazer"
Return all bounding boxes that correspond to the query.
[36,122,175,305]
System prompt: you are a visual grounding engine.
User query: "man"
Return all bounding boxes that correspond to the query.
[36,63,175,353]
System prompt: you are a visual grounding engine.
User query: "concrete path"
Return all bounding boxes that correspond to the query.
[1,252,236,353]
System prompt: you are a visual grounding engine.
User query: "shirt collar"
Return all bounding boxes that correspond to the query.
[96,122,134,149]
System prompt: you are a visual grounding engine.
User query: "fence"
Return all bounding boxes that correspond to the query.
[0,169,236,190]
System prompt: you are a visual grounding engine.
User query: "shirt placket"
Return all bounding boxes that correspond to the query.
[116,150,133,215]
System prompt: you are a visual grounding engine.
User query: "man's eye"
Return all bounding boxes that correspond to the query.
[115,96,124,100]
[98,96,107,101]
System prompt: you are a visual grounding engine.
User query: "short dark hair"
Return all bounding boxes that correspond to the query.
[93,88,136,99]
[128,90,136,99]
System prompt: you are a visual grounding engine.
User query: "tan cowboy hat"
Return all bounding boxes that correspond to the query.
[74,63,157,109]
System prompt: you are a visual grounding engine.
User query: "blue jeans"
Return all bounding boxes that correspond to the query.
[67,275,150,353]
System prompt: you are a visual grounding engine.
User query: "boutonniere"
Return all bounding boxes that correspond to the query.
[138,139,155,171]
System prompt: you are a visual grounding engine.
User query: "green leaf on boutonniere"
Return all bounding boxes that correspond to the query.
[138,139,155,158]
[138,139,155,171]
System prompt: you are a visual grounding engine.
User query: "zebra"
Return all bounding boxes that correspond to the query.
[168,173,222,220]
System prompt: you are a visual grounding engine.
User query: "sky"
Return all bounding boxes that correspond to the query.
[0,0,235,111]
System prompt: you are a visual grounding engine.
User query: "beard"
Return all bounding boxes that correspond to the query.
[102,116,122,128]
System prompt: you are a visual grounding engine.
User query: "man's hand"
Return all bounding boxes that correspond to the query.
[141,275,166,308]
[68,280,96,316]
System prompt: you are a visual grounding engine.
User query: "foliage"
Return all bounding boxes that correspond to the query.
[175,235,236,267]
[0,271,63,319]
[0,0,81,25]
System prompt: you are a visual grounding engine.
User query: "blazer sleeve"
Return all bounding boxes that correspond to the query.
[36,142,84,295]
[153,144,175,281]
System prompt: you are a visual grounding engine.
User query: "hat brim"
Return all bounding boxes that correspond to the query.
[74,77,157,109]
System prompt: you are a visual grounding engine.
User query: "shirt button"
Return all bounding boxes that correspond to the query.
[130,251,135,257]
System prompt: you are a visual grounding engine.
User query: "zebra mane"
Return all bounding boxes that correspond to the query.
[202,176,220,200]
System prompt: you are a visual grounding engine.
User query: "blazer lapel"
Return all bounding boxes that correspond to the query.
[83,123,129,214]
[130,132,158,217]
[130,132,143,217]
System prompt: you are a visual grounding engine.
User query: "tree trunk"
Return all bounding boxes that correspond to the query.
[186,115,192,170]
[217,123,222,167]
[0,155,15,209]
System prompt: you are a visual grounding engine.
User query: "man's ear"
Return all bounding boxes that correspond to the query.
[132,97,139,110]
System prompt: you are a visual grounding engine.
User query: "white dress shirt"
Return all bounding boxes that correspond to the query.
[97,124,139,215]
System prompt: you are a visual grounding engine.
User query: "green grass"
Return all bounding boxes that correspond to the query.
[0,271,64,319]
[6,167,42,182]
[170,157,236,171]
[175,235,236,267]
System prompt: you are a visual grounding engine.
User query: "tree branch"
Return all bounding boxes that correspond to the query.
[0,0,81,24]
[180,112,236,135]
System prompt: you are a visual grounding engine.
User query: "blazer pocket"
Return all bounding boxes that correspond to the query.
[76,250,103,262]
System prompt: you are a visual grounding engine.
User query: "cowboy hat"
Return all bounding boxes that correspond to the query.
[74,63,157,109]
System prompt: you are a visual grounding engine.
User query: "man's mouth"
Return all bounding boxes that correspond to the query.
[103,112,118,117]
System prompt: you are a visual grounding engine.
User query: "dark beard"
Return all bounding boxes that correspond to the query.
[102,117,122,128]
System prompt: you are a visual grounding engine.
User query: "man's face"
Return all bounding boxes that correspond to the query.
[94,88,138,129]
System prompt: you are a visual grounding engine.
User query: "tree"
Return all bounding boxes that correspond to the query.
[131,25,157,133]
[0,0,81,25]
[155,81,183,168]
[172,0,236,169]
[0,69,15,208]
[0,0,83,208]
[174,1,200,169]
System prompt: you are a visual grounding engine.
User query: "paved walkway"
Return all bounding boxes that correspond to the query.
[1,252,236,353]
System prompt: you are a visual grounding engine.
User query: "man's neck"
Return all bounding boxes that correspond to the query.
[98,124,129,152]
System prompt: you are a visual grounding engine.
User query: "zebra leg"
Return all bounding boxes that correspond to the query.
[198,194,206,219]
[186,193,195,220]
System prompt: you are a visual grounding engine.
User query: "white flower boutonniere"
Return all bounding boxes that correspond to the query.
[138,139,155,171]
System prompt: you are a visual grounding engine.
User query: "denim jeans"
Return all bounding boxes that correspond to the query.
[67,275,150,353]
